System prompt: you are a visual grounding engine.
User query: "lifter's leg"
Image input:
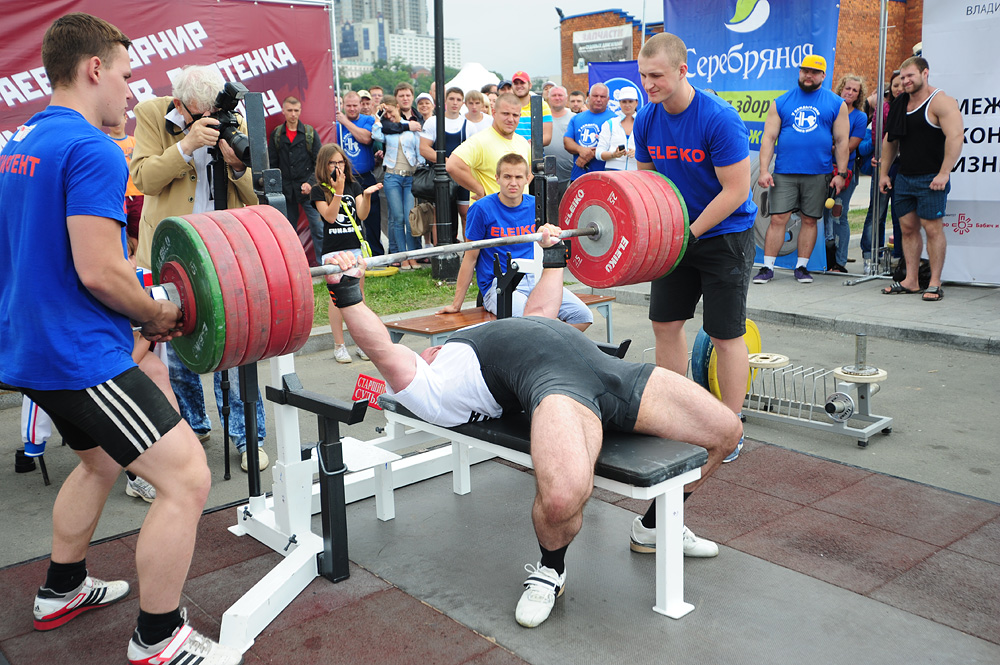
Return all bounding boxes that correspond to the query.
[516,395,603,628]
[50,448,121,564]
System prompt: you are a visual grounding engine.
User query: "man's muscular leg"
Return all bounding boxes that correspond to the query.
[711,336,750,416]
[763,212,791,257]
[652,320,688,375]
[797,215,818,260]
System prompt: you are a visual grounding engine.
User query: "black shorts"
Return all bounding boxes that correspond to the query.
[649,228,753,340]
[20,366,182,468]
[450,316,654,431]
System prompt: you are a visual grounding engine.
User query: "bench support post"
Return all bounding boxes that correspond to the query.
[653,489,696,618]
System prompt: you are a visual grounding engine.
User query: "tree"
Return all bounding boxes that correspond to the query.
[343,58,413,95]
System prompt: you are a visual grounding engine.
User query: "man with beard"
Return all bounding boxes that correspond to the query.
[877,56,963,302]
[755,54,849,284]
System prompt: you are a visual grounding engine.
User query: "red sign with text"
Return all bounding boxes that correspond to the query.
[0,0,336,149]
[353,374,386,410]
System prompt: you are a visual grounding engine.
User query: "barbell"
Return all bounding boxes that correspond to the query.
[150,171,691,373]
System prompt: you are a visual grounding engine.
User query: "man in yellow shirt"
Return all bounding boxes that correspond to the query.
[447,93,532,202]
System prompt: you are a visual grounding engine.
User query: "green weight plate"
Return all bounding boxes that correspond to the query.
[206,209,272,367]
[151,217,226,374]
[185,213,249,374]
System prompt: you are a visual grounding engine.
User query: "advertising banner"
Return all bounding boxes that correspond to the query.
[0,0,336,149]
[663,0,840,150]
[573,25,633,75]
[588,61,648,116]
[923,0,1000,283]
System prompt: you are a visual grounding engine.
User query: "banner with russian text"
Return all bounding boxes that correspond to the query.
[923,0,1000,283]
[663,0,840,150]
[0,0,335,150]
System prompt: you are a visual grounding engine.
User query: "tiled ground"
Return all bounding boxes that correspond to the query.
[2,439,998,662]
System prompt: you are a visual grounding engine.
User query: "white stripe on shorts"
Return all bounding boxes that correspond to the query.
[86,379,162,455]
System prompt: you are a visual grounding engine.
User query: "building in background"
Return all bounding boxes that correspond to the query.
[388,30,462,70]
[336,0,427,35]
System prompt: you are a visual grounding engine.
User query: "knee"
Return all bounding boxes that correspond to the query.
[537,486,590,525]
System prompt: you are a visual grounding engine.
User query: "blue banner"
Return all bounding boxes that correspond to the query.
[663,0,840,149]
[588,61,648,116]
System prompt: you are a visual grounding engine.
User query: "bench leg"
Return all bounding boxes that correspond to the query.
[389,331,404,344]
[374,462,395,521]
[652,490,694,618]
[452,442,471,495]
[596,303,613,344]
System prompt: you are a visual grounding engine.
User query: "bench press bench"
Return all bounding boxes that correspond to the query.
[375,394,708,619]
[384,293,616,345]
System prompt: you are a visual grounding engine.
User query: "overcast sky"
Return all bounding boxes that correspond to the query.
[434,0,664,80]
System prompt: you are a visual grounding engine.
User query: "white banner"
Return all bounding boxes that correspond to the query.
[923,0,1000,283]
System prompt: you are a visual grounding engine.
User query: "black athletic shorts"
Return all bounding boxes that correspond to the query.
[20,366,182,468]
[449,316,654,431]
[649,227,753,340]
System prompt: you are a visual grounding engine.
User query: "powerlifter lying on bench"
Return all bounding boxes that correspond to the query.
[325,225,741,628]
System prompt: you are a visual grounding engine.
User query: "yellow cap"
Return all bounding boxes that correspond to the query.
[800,54,827,73]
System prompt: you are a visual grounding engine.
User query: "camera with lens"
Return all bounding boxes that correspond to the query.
[211,81,251,165]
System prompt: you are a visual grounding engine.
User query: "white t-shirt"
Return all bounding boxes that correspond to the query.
[464,113,493,138]
[420,115,467,143]
[385,343,502,427]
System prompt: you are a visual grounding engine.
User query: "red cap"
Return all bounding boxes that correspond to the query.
[512,71,531,84]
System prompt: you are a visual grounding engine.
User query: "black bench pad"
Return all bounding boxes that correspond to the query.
[379,395,707,488]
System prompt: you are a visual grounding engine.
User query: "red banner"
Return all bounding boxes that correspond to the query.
[0,0,335,149]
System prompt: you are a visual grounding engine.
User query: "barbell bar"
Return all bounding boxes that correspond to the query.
[308,225,600,277]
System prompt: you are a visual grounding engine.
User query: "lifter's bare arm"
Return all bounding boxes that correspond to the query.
[521,224,566,320]
[68,215,181,342]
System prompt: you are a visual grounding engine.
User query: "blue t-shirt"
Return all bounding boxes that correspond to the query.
[633,90,756,238]
[773,86,845,175]
[338,114,375,175]
[0,106,133,390]
[565,109,617,180]
[847,107,867,166]
[465,194,536,295]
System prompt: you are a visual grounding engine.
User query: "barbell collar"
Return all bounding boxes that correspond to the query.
[309,225,599,277]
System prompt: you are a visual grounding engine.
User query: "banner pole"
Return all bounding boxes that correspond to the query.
[328,1,342,108]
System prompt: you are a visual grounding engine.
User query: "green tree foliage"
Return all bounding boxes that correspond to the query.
[342,60,461,96]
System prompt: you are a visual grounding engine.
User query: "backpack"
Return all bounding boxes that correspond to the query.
[272,123,316,154]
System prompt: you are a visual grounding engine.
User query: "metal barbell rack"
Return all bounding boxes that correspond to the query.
[742,333,893,448]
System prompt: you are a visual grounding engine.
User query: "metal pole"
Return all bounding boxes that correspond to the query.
[329,1,343,111]
[641,0,647,47]
[310,225,598,276]
[844,0,890,287]
[431,0,460,280]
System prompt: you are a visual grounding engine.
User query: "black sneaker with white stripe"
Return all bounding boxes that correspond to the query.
[33,576,130,630]
[127,608,243,665]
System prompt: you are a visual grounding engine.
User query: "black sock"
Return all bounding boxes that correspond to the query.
[44,559,87,594]
[539,544,568,576]
[126,471,137,481]
[640,493,693,530]
[136,608,183,646]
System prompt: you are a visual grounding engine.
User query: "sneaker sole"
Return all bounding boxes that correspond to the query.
[125,485,155,503]
[629,538,655,554]
[34,594,128,631]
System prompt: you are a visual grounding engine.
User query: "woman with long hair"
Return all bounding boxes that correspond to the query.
[372,96,422,270]
[310,143,383,363]
[862,70,905,269]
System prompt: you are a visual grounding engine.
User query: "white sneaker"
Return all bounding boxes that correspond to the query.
[355,346,369,361]
[333,344,352,364]
[240,449,269,472]
[127,608,243,665]
[125,475,156,503]
[33,576,130,631]
[629,516,720,558]
[515,562,566,628]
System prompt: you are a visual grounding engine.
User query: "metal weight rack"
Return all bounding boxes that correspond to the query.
[742,333,893,448]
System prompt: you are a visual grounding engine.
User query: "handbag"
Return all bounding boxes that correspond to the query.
[408,201,435,237]
[411,165,436,201]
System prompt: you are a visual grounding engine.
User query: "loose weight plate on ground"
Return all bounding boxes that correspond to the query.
[691,319,761,399]
[206,209,272,368]
[151,217,226,374]
[559,172,649,288]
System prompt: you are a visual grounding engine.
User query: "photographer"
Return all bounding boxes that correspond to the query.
[131,65,269,473]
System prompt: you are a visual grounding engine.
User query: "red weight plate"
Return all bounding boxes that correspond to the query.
[605,172,659,284]
[158,261,198,336]
[228,206,293,360]
[559,172,649,288]
[638,172,687,279]
[207,209,272,367]
[243,205,315,357]
[618,171,666,283]
[185,213,249,373]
